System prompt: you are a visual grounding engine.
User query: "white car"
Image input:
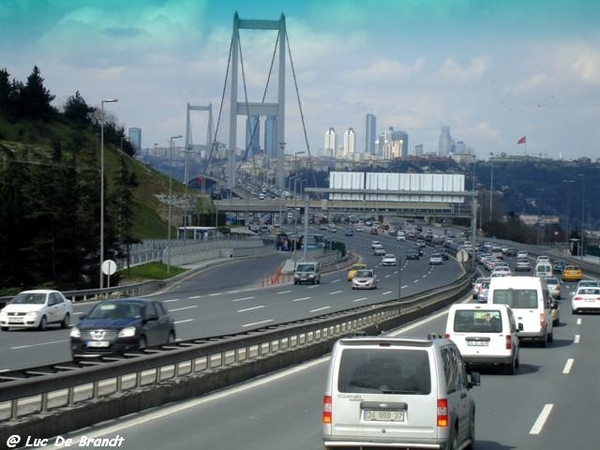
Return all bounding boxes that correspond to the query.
[0,289,73,331]
[571,286,600,314]
[371,241,382,249]
[396,232,406,241]
[381,253,397,266]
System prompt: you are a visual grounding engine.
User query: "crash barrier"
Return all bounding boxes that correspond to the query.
[262,251,356,286]
[0,269,473,441]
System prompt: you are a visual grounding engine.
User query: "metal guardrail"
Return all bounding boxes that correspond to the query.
[0,269,473,432]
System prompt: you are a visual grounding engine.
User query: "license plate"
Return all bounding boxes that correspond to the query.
[8,319,24,323]
[364,410,405,422]
[467,340,489,346]
[585,299,596,303]
[87,341,110,348]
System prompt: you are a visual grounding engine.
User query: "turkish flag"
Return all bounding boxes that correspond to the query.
[517,136,526,144]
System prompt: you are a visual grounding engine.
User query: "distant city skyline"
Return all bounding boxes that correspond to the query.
[3,1,598,161]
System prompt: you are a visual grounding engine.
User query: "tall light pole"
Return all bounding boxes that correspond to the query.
[100,98,118,289]
[167,135,183,274]
[488,153,494,222]
[578,174,585,256]
[563,179,574,246]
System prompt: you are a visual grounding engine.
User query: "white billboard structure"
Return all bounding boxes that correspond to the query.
[329,172,465,204]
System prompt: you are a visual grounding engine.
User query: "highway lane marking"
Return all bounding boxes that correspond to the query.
[562,358,574,374]
[292,297,311,302]
[330,290,342,295]
[574,334,581,344]
[380,290,393,295]
[353,297,368,302]
[174,319,194,324]
[277,290,292,295]
[529,404,554,435]
[237,305,265,313]
[330,279,341,284]
[577,318,582,325]
[189,295,202,299]
[164,298,181,303]
[310,306,331,313]
[231,296,255,302]
[307,285,320,289]
[169,305,198,312]
[242,319,273,328]
[385,274,391,278]
[422,274,428,278]
[413,279,420,283]
[11,339,68,350]
[208,292,223,297]
[73,311,83,315]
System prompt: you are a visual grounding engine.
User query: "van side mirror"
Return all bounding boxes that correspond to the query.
[518,323,524,332]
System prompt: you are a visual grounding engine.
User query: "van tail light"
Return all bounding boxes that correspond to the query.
[444,333,450,338]
[437,399,448,427]
[505,335,512,350]
[540,313,546,328]
[323,395,332,424]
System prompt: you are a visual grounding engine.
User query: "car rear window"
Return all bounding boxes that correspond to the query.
[492,289,538,309]
[337,348,431,395]
[453,309,503,333]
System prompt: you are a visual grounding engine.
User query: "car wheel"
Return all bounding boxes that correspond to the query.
[38,315,47,331]
[548,330,554,343]
[167,331,176,344]
[1,326,8,331]
[61,313,70,329]
[540,332,548,348]
[505,357,516,375]
[445,431,458,450]
[465,412,476,450]
[138,336,147,350]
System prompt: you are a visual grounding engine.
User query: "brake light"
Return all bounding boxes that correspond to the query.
[444,333,450,338]
[323,395,332,424]
[437,399,448,427]
[573,296,583,301]
[505,334,512,350]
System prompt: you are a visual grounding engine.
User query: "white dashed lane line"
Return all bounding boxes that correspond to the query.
[11,340,68,350]
[292,297,311,302]
[169,305,198,312]
[242,319,273,328]
[174,319,194,325]
[562,358,574,374]
[574,334,580,344]
[231,296,255,302]
[353,297,368,302]
[330,290,342,295]
[237,305,265,313]
[530,404,554,435]
[277,290,292,295]
[164,298,180,303]
[310,306,331,313]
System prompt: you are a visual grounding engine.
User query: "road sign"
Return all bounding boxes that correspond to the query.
[101,259,117,276]
[456,250,469,263]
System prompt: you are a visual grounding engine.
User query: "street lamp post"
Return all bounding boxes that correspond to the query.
[167,135,183,274]
[488,153,494,222]
[99,98,118,289]
[563,179,575,246]
[578,174,585,256]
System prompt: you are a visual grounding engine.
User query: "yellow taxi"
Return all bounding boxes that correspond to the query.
[561,265,582,282]
[347,263,367,281]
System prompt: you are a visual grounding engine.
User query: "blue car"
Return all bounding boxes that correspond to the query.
[70,298,176,359]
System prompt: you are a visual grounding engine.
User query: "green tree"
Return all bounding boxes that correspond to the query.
[63,90,93,126]
[112,158,140,272]
[19,66,56,120]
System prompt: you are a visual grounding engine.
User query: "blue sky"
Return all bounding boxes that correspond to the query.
[1,0,599,160]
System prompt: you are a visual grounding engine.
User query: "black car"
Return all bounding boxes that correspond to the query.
[70,298,176,359]
[406,249,420,260]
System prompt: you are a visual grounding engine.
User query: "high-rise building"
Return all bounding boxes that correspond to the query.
[343,127,356,157]
[415,143,424,156]
[382,127,408,159]
[128,127,142,154]
[325,127,337,157]
[264,116,277,159]
[246,115,260,156]
[439,126,452,156]
[365,114,377,154]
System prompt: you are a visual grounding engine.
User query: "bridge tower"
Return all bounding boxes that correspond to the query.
[228,12,287,194]
[184,103,214,189]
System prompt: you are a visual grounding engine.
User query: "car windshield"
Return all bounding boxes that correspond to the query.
[338,348,431,395]
[492,289,538,309]
[296,264,314,272]
[10,293,47,305]
[454,309,503,333]
[355,270,373,278]
[88,302,143,320]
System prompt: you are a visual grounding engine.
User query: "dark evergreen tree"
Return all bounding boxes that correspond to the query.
[20,66,56,120]
[63,90,93,126]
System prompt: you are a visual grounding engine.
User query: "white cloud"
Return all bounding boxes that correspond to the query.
[344,58,425,83]
[437,56,489,82]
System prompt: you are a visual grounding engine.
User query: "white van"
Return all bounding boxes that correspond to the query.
[445,303,521,374]
[534,262,553,278]
[323,336,480,449]
[487,276,555,346]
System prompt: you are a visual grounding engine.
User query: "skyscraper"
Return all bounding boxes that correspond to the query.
[343,127,356,157]
[325,127,337,157]
[128,127,142,154]
[382,127,408,159]
[439,126,452,156]
[365,113,377,154]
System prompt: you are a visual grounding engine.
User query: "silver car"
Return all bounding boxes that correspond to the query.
[323,336,480,449]
[351,269,377,290]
